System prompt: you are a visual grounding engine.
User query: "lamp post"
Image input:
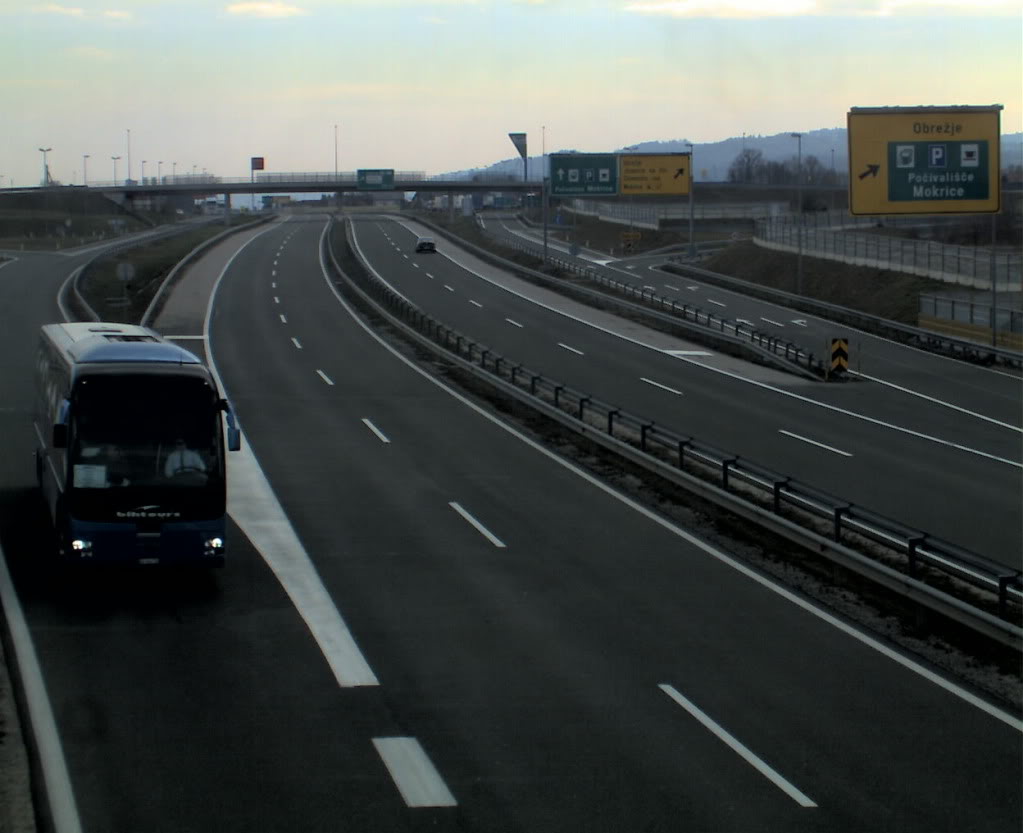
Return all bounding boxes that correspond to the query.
[172,162,177,179]
[791,132,803,295]
[334,123,338,179]
[83,154,90,186]
[542,124,548,264]
[38,147,52,186]
[685,142,696,257]
[157,160,163,182]
[126,128,131,183]
[111,155,121,184]
[141,160,146,182]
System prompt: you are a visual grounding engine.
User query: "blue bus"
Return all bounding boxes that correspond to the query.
[34,322,240,566]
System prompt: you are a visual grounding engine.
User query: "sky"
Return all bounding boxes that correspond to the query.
[1,0,1020,187]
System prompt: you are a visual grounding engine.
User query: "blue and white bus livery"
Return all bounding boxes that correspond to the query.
[34,322,241,567]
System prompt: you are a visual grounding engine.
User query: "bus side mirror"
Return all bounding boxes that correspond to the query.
[222,400,241,452]
[53,424,68,449]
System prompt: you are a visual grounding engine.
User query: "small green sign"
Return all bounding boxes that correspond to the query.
[357,169,395,190]
[887,141,988,202]
[549,154,618,196]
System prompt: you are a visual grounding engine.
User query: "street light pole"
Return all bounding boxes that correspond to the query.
[685,142,696,257]
[126,128,131,183]
[38,147,52,186]
[157,160,162,182]
[542,125,548,264]
[83,154,90,186]
[791,132,803,295]
[111,155,120,183]
[141,160,146,182]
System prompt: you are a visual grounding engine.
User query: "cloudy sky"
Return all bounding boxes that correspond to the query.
[1,0,1020,186]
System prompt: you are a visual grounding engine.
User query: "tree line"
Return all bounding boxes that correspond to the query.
[727,149,845,186]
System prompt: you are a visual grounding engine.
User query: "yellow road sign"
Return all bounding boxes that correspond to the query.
[620,153,691,196]
[847,105,1001,215]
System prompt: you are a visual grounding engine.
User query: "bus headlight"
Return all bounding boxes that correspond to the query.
[204,537,224,554]
[71,539,93,556]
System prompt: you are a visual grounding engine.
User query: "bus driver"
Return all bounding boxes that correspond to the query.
[164,438,207,479]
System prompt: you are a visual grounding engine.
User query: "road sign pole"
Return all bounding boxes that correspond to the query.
[542,178,548,264]
[991,212,998,347]
[686,146,696,257]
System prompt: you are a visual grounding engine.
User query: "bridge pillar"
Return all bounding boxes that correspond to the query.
[448,192,455,223]
[224,192,231,226]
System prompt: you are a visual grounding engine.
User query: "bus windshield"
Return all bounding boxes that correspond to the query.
[68,374,224,520]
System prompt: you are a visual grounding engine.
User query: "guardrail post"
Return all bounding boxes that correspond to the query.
[834,505,851,541]
[773,478,791,513]
[511,364,521,385]
[494,357,503,376]
[480,349,489,369]
[578,396,589,420]
[530,374,541,395]
[553,385,564,408]
[997,575,1018,618]
[608,409,619,436]
[907,535,926,577]
[721,458,737,489]
[640,422,654,451]
[677,438,692,469]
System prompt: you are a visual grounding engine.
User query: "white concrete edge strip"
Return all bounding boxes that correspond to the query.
[0,549,83,833]
[849,369,1023,434]
[449,501,507,548]
[779,429,853,457]
[384,217,1019,468]
[658,684,818,808]
[361,418,391,444]
[372,737,458,808]
[204,219,379,687]
[328,218,1023,732]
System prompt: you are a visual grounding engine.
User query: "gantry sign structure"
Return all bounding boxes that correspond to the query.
[847,105,1002,215]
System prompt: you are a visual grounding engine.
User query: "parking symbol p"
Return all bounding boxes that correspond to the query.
[928,145,947,168]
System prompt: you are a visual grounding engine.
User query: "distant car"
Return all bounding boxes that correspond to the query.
[415,236,436,253]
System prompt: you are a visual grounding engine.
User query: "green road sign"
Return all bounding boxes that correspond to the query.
[848,105,1001,215]
[357,169,395,190]
[549,154,618,196]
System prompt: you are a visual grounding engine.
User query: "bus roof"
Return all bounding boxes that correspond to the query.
[42,322,202,366]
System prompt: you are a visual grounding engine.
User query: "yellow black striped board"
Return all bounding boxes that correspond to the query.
[831,338,849,372]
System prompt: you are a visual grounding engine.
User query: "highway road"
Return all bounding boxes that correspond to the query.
[0,217,1020,832]
[487,215,1022,428]
[342,216,1023,570]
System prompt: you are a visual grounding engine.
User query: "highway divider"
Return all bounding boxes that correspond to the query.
[325,215,1022,651]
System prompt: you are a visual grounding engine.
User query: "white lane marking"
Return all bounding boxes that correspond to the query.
[412,262,420,269]
[761,317,785,327]
[291,337,302,350]
[687,285,699,291]
[425,272,434,279]
[643,284,657,290]
[449,501,506,548]
[273,260,278,267]
[641,377,684,396]
[470,300,483,308]
[316,369,334,386]
[737,319,755,327]
[558,342,585,356]
[444,285,455,292]
[659,685,817,808]
[204,220,379,688]
[0,548,83,833]
[373,738,457,808]
[665,349,713,357]
[707,299,727,308]
[779,429,853,457]
[362,418,391,443]
[850,371,1023,434]
[402,253,409,260]
[274,296,280,304]
[664,285,680,292]
[505,318,523,328]
[330,221,1023,730]
[791,319,808,327]
[279,314,287,324]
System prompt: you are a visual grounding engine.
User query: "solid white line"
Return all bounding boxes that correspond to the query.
[449,501,506,548]
[207,220,379,688]
[362,418,391,443]
[761,317,785,327]
[659,684,817,808]
[327,221,1023,730]
[373,738,457,808]
[558,342,585,356]
[665,349,713,357]
[850,370,1023,433]
[279,314,287,324]
[470,300,483,308]
[316,369,334,386]
[779,429,853,457]
[291,337,302,350]
[505,318,523,328]
[0,548,83,833]
[640,377,684,396]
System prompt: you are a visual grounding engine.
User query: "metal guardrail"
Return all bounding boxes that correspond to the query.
[662,258,1023,370]
[328,216,1022,648]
